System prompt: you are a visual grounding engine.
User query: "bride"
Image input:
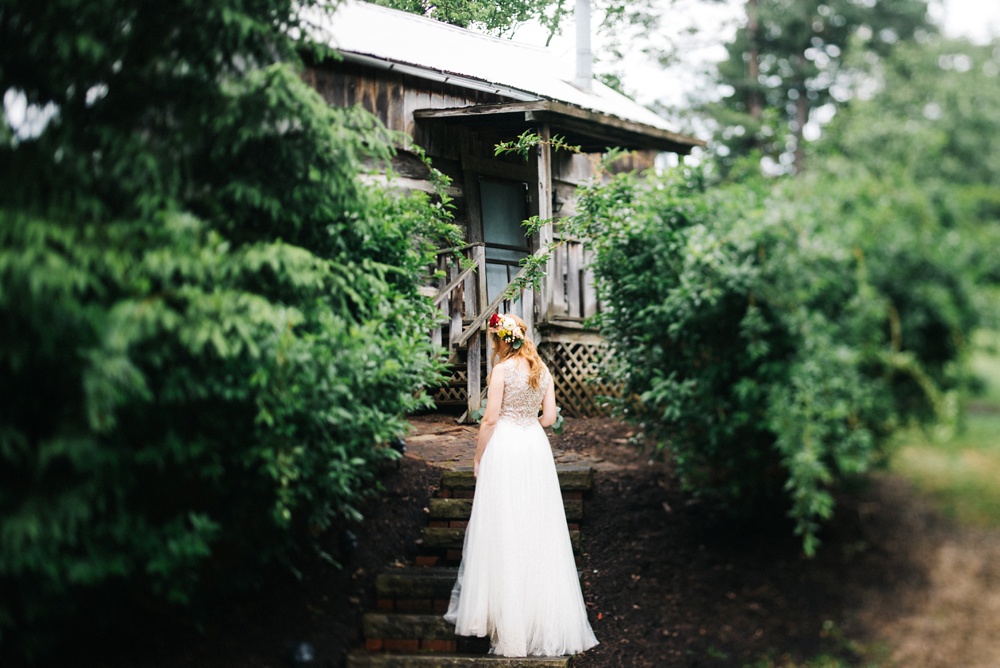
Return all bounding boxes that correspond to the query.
[444,313,599,657]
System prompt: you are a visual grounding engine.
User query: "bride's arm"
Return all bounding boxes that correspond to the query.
[539,378,557,428]
[474,365,506,478]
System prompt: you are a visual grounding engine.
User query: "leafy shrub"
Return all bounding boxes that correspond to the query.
[567,163,977,553]
[0,0,459,658]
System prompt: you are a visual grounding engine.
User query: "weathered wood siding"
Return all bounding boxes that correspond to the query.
[305,59,630,416]
[307,62,546,240]
[306,62,508,156]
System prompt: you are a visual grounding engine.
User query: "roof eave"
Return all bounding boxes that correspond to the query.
[338,52,539,102]
[415,101,705,155]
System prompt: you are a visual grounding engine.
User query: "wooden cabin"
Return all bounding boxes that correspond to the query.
[306,1,703,419]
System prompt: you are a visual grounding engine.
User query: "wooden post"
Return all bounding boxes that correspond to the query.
[536,124,554,326]
[469,244,489,419]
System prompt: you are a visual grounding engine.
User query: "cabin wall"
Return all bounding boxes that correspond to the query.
[307,62,548,240]
[307,61,613,417]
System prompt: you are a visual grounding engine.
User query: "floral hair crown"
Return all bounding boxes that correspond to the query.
[488,313,524,350]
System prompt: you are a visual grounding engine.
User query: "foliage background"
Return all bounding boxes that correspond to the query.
[558,156,979,554]
[0,0,458,659]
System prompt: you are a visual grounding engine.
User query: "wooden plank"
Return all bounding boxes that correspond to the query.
[525,100,705,150]
[583,248,598,319]
[566,241,582,319]
[357,173,461,198]
[536,325,604,345]
[387,76,405,133]
[466,244,486,419]
[460,152,535,183]
[462,155,484,243]
[552,152,593,185]
[375,85,389,118]
[462,251,476,316]
[414,101,549,120]
[449,261,462,350]
[416,100,703,153]
[453,248,545,348]
[523,287,535,342]
[390,151,432,180]
[472,245,492,380]
[346,651,570,667]
[550,239,567,316]
[466,333,481,419]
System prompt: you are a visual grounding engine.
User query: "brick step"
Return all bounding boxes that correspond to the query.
[361,613,489,653]
[439,466,593,493]
[375,568,455,613]
[363,612,456,641]
[429,497,584,521]
[422,527,581,552]
[347,651,570,667]
[375,567,588,614]
[377,567,457,600]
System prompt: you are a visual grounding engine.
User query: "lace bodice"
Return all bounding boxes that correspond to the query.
[497,359,550,427]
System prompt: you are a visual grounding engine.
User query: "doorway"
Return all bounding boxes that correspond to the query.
[479,177,530,319]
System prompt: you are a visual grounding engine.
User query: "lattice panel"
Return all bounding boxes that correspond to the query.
[433,368,467,405]
[539,342,617,418]
[432,343,617,417]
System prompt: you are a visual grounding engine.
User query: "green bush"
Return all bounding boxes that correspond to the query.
[568,163,977,553]
[0,0,459,658]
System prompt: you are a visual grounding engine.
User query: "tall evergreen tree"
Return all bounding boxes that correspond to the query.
[367,0,569,37]
[712,0,933,174]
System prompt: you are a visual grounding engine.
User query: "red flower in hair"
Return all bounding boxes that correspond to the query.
[488,313,501,328]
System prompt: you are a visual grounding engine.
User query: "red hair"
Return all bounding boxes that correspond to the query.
[489,313,545,389]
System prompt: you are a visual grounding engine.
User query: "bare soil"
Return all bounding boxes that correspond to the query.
[57,416,1000,668]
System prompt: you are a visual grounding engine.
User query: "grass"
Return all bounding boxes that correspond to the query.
[743,620,892,668]
[969,328,1000,406]
[890,329,1000,528]
[742,331,1000,668]
[746,659,880,668]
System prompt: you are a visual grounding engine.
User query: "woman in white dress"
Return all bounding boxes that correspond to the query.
[444,313,599,657]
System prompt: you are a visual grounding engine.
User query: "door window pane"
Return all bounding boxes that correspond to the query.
[481,179,529,251]
[480,178,530,309]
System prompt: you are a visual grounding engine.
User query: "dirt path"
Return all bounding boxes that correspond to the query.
[64,415,1000,668]
[844,475,1000,668]
[408,415,1000,667]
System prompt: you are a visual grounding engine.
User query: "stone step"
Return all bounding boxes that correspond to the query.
[439,466,593,493]
[422,527,581,552]
[363,612,458,642]
[376,567,586,601]
[376,567,457,600]
[375,568,454,612]
[429,497,584,521]
[347,651,571,667]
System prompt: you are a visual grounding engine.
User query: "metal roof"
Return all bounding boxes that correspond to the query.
[308,1,703,153]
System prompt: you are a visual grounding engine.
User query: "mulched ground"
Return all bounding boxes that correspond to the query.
[46,416,1000,668]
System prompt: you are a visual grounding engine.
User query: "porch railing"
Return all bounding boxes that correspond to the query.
[548,234,599,321]
[428,243,539,421]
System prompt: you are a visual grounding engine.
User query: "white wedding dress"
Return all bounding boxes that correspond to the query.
[444,359,599,657]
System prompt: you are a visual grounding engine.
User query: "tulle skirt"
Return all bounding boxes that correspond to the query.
[443,418,599,657]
